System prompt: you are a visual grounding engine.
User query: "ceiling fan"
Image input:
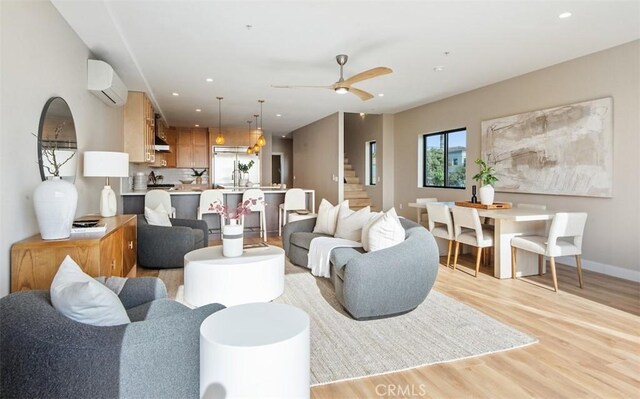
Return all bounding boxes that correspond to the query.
[271,54,392,101]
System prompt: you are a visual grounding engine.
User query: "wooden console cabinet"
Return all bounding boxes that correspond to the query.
[11,215,137,292]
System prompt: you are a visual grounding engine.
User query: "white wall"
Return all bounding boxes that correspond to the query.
[393,40,640,280]
[0,1,125,296]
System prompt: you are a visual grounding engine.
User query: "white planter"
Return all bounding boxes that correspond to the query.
[33,177,78,240]
[479,184,495,205]
[222,219,244,257]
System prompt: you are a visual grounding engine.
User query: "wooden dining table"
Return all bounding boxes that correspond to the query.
[408,202,555,279]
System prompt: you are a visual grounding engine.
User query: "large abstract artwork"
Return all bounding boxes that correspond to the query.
[481,97,613,197]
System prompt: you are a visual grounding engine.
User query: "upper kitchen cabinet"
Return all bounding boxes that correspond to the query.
[124,91,155,163]
[177,127,209,168]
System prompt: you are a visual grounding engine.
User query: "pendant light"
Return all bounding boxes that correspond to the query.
[246,120,254,154]
[215,97,225,145]
[257,100,266,147]
[252,114,260,153]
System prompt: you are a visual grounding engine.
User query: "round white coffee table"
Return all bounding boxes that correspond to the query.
[184,245,284,307]
[200,303,310,399]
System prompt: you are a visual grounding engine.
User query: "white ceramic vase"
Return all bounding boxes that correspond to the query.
[33,177,78,240]
[222,219,244,257]
[479,184,495,205]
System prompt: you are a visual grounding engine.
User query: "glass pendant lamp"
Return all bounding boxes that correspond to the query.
[215,97,225,145]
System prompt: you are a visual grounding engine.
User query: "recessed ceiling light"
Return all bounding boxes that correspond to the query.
[194,124,199,127]
[282,135,286,138]
[172,92,179,96]
[205,78,213,82]
[195,109,201,112]
[378,93,384,97]
[559,12,572,19]
[276,114,282,117]
[433,66,445,72]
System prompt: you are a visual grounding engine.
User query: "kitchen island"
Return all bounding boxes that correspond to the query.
[122,188,315,237]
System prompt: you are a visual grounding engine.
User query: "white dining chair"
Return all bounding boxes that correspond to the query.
[278,188,308,236]
[197,189,225,233]
[511,212,587,292]
[240,189,267,242]
[416,197,438,226]
[452,206,494,277]
[426,203,454,268]
[145,190,176,218]
[517,203,547,210]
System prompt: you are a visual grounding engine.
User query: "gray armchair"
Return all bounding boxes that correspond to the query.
[137,214,208,269]
[283,217,439,320]
[0,277,224,399]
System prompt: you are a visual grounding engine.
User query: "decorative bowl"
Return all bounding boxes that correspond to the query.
[180,179,194,184]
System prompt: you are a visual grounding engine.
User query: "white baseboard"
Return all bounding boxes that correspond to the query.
[557,256,640,283]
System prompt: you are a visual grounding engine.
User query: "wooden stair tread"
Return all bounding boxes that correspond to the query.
[344,191,370,199]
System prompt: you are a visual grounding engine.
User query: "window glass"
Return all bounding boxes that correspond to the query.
[423,128,466,189]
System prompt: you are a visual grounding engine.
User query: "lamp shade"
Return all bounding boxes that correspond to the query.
[84,151,129,177]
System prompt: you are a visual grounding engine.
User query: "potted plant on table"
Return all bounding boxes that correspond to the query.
[209,197,264,257]
[191,169,206,185]
[472,159,498,205]
[237,160,255,187]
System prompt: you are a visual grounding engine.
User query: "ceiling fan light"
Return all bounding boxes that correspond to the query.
[257,134,266,147]
[335,87,349,94]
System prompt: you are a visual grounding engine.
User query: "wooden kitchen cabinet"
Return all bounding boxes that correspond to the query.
[124,91,155,163]
[176,127,209,168]
[11,215,137,292]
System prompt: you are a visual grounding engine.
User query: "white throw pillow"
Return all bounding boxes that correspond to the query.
[313,199,348,235]
[335,206,371,242]
[361,211,383,251]
[145,204,172,227]
[50,256,130,326]
[367,208,406,252]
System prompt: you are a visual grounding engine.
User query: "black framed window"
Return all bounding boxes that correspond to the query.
[422,128,466,188]
[367,141,377,186]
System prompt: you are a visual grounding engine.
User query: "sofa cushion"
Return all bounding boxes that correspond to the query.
[50,256,130,326]
[368,208,405,252]
[193,228,205,248]
[334,206,371,242]
[313,199,348,235]
[290,231,332,250]
[145,204,172,227]
[331,247,366,279]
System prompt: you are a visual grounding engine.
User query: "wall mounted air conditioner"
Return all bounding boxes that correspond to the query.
[87,59,128,107]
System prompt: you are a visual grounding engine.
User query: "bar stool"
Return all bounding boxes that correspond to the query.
[240,189,267,242]
[145,190,176,218]
[197,189,225,234]
[278,188,311,236]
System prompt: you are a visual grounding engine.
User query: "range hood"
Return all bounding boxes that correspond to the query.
[154,136,170,152]
[154,113,171,152]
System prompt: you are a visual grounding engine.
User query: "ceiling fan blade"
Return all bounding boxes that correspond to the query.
[349,87,375,101]
[342,67,392,86]
[271,85,331,89]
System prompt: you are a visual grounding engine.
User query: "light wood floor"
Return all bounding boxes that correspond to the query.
[135,238,640,399]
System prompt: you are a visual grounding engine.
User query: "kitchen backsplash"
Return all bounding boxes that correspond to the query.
[128,164,209,186]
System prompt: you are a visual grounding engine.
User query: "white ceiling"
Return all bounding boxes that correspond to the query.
[52,0,639,136]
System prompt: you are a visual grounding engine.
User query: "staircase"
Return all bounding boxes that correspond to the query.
[343,158,372,210]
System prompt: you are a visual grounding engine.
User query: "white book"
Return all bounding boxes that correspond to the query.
[71,223,107,234]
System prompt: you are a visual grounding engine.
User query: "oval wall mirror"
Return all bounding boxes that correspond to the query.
[38,97,78,182]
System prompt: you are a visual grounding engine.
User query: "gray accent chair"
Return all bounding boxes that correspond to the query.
[137,214,208,269]
[283,217,439,320]
[0,277,224,399]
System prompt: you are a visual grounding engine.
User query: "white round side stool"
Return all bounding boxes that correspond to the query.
[200,303,310,399]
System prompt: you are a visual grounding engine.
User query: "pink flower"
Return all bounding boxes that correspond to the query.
[208,198,265,220]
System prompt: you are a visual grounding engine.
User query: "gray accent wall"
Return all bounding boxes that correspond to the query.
[393,40,640,279]
[292,112,341,211]
[0,1,126,296]
[344,113,383,209]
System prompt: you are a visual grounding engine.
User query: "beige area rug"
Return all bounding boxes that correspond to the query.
[177,261,537,386]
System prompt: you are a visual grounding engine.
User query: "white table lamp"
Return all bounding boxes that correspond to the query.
[84,151,129,217]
